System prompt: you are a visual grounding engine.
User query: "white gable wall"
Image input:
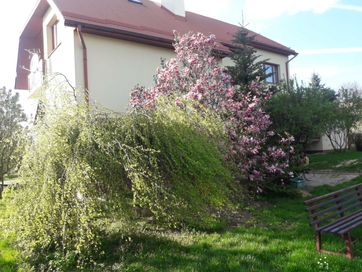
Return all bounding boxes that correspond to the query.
[74,34,290,112]
[74,33,175,111]
[42,8,77,87]
[221,49,289,82]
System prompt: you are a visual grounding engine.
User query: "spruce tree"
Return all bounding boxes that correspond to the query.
[227,27,268,89]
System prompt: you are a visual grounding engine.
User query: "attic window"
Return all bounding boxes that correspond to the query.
[129,0,142,4]
[51,21,59,50]
[47,17,60,56]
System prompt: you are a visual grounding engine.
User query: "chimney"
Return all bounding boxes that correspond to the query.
[161,0,185,17]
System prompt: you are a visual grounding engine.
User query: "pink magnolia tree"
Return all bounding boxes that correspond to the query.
[130,31,293,190]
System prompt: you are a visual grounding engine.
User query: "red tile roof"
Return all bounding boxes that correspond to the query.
[15,0,297,89]
[54,0,297,56]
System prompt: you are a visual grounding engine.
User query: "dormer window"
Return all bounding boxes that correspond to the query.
[51,21,59,50]
[129,0,142,4]
[47,17,60,56]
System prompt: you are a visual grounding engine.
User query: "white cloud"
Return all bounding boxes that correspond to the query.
[299,48,362,55]
[333,3,362,12]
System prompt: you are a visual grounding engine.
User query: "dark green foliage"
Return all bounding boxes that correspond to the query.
[226,27,268,91]
[309,73,336,101]
[267,77,337,150]
[355,134,362,151]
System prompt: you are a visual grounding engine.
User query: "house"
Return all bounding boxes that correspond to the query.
[15,0,298,112]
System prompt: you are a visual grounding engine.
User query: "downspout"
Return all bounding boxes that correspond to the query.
[76,25,89,105]
[285,53,298,92]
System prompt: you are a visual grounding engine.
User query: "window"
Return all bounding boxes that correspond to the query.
[264,63,279,84]
[47,19,59,56]
[51,21,59,51]
[129,0,142,4]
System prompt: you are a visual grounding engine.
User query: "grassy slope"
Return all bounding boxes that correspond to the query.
[0,198,19,272]
[3,178,362,271]
[309,150,362,172]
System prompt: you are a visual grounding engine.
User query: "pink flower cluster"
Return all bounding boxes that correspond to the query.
[130,32,293,184]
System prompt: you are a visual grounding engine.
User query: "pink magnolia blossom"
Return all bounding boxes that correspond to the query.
[130,32,293,185]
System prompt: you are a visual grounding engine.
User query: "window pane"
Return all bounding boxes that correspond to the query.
[52,23,58,50]
[265,64,273,83]
[264,63,278,84]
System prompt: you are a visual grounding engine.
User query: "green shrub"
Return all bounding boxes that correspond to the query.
[113,98,232,226]
[4,97,235,270]
[355,133,362,151]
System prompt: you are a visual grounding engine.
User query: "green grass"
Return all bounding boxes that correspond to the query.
[93,177,362,272]
[3,178,362,271]
[0,197,20,272]
[309,150,362,172]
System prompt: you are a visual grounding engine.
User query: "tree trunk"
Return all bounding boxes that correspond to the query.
[0,174,4,200]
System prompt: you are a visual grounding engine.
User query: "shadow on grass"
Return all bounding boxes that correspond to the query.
[98,193,362,272]
[100,228,362,272]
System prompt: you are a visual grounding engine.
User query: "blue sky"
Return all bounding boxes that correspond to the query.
[0,0,361,95]
[185,0,362,89]
[253,1,362,88]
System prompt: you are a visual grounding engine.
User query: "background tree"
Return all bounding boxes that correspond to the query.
[326,83,362,151]
[226,27,268,92]
[0,87,26,199]
[267,76,337,151]
[309,73,336,101]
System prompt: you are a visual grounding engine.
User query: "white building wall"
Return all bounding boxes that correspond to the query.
[42,8,77,87]
[74,34,290,112]
[75,34,175,111]
[221,49,289,82]
[306,133,348,152]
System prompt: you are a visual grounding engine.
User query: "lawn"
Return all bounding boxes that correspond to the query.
[0,199,20,272]
[309,150,362,172]
[106,177,362,272]
[2,178,362,271]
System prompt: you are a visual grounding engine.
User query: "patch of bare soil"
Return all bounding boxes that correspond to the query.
[335,159,359,168]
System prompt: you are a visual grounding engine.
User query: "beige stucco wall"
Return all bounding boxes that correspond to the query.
[257,49,289,81]
[74,34,175,111]
[221,49,289,82]
[42,8,77,88]
[74,35,290,112]
[38,7,292,113]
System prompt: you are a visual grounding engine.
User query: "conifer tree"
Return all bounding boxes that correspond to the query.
[227,27,268,89]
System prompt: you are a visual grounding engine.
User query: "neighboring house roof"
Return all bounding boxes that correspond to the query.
[15,0,297,89]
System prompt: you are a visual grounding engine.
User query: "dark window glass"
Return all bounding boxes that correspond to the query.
[51,22,58,50]
[264,63,279,84]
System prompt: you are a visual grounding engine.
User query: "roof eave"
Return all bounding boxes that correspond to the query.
[65,19,175,50]
[251,41,298,56]
[65,19,296,57]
